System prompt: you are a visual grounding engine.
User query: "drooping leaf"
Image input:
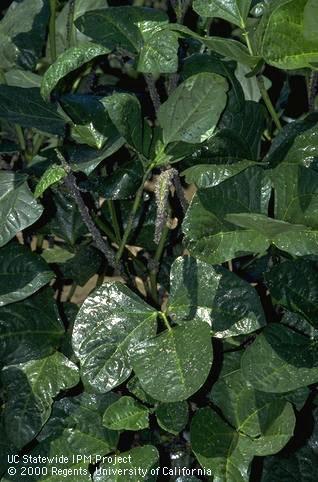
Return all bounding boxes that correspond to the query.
[72,282,157,393]
[0,86,66,135]
[168,256,265,337]
[2,352,79,448]
[158,73,228,145]
[0,243,53,307]
[155,401,188,435]
[183,167,271,264]
[103,396,149,431]
[93,445,159,482]
[0,288,64,367]
[0,0,49,71]
[129,320,213,402]
[241,323,318,393]
[41,43,110,101]
[34,164,67,198]
[193,0,252,28]
[0,172,43,248]
[265,259,318,328]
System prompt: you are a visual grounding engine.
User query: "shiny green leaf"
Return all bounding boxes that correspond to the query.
[158,73,228,145]
[182,160,258,188]
[193,0,252,28]
[93,445,159,482]
[155,401,188,435]
[260,0,318,69]
[103,396,149,431]
[72,282,157,393]
[183,167,271,264]
[261,446,318,482]
[129,320,213,402]
[0,243,53,307]
[0,172,43,248]
[34,164,67,198]
[2,352,79,448]
[41,43,110,101]
[168,256,265,337]
[241,323,318,393]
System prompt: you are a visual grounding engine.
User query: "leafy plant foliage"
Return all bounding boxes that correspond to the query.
[0,0,318,481]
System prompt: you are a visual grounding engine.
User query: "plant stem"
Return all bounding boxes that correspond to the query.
[144,74,161,114]
[107,200,121,244]
[307,71,318,112]
[159,311,172,332]
[243,28,282,131]
[257,76,282,131]
[149,221,170,304]
[66,0,76,48]
[115,166,152,264]
[49,0,57,63]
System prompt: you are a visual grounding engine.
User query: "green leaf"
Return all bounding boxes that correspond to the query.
[38,392,119,456]
[0,0,49,71]
[158,73,228,145]
[51,0,108,57]
[182,160,258,188]
[2,393,118,481]
[0,288,64,367]
[103,396,149,431]
[4,69,42,88]
[127,376,156,405]
[60,245,103,286]
[76,7,177,74]
[168,256,265,337]
[241,323,318,393]
[101,93,143,151]
[59,94,121,151]
[129,320,213,402]
[34,164,67,198]
[0,243,53,307]
[137,29,179,74]
[168,24,260,68]
[304,0,318,42]
[93,445,159,482]
[191,408,252,481]
[0,86,66,135]
[155,401,188,435]
[265,259,318,328]
[41,43,110,101]
[183,167,271,264]
[210,351,296,455]
[86,160,144,200]
[193,0,252,28]
[72,282,157,393]
[0,172,43,248]
[41,245,75,264]
[261,446,318,482]
[260,0,318,69]
[2,352,79,448]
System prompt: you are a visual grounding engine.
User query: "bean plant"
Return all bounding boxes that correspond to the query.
[0,0,318,481]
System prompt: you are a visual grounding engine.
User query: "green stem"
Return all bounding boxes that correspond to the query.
[149,221,170,304]
[32,133,44,157]
[107,200,121,244]
[66,0,76,48]
[67,282,77,302]
[159,312,172,332]
[243,28,282,131]
[257,76,282,131]
[49,0,57,63]
[115,166,153,264]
